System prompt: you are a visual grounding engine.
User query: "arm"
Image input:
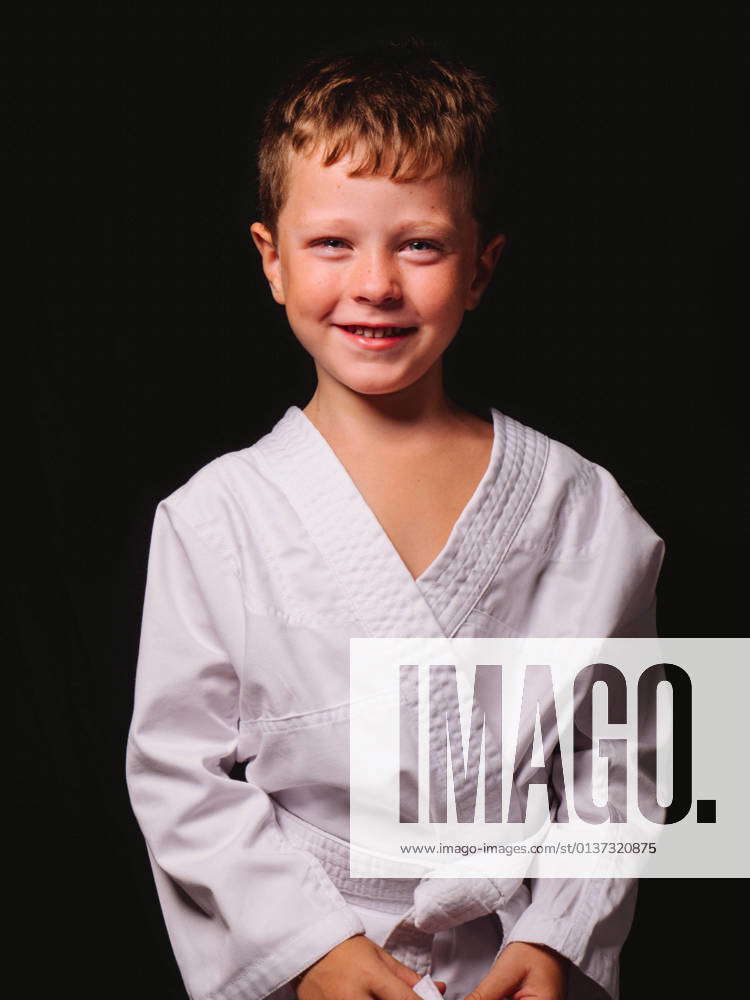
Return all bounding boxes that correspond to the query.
[125,501,365,1000]
[483,492,666,1000]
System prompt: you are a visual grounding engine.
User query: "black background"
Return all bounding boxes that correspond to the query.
[17,3,746,997]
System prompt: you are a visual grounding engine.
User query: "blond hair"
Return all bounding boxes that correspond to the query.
[256,39,506,244]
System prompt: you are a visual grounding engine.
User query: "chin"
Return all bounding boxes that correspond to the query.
[342,373,424,396]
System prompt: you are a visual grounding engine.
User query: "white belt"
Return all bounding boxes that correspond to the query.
[272,798,532,978]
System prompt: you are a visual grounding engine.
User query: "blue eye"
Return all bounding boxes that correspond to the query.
[314,238,348,249]
[406,240,441,252]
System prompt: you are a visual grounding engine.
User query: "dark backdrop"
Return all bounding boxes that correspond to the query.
[17,3,745,997]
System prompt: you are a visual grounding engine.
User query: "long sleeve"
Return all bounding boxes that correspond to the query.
[125,500,364,1000]
[496,491,666,1000]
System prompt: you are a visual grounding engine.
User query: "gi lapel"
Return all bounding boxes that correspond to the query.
[253,405,548,640]
[252,405,447,639]
[415,408,549,637]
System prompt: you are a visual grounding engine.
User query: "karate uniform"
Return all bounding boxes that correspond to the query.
[125,405,665,1000]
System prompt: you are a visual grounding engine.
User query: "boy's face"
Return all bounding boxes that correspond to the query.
[251,148,505,399]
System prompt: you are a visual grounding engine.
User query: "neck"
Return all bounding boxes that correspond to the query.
[302,363,465,447]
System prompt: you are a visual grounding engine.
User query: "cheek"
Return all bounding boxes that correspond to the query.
[412,264,470,318]
[286,259,340,317]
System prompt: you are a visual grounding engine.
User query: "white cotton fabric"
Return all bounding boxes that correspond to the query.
[125,405,665,1000]
[412,975,446,1000]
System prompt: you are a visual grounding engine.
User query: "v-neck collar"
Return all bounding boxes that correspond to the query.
[252,404,548,639]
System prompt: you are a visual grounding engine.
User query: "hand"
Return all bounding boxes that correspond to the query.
[294,933,447,1000]
[462,941,568,1000]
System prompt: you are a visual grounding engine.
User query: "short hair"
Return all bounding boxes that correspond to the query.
[256,38,507,246]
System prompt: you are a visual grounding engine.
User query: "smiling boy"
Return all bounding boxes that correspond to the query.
[248,43,627,1000]
[126,38,664,1000]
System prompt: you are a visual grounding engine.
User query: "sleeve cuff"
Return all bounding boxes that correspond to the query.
[207,905,366,1000]
[496,906,619,1000]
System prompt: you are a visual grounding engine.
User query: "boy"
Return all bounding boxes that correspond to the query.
[126,39,664,1000]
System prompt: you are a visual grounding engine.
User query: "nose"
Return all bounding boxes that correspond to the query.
[350,247,402,306]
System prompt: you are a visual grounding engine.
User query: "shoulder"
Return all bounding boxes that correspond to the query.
[495,408,664,559]
[160,447,266,524]
[156,407,304,522]
[152,428,292,568]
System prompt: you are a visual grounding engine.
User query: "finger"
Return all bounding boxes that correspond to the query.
[462,956,524,1000]
[368,967,425,1000]
[434,981,447,995]
[378,949,421,987]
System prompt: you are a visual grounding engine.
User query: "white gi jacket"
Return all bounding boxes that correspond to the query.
[125,405,665,1000]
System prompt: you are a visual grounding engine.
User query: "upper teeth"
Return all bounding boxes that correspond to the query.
[346,326,407,338]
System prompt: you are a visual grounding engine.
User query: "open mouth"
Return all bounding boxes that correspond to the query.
[338,325,418,339]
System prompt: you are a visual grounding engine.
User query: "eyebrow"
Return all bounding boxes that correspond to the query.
[299,218,459,237]
[393,219,459,237]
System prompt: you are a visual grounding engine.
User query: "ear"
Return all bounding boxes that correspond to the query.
[250,221,286,305]
[465,233,506,311]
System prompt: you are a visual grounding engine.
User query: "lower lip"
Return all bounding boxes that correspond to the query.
[336,326,418,351]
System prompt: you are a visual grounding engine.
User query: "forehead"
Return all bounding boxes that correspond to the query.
[279,147,473,228]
